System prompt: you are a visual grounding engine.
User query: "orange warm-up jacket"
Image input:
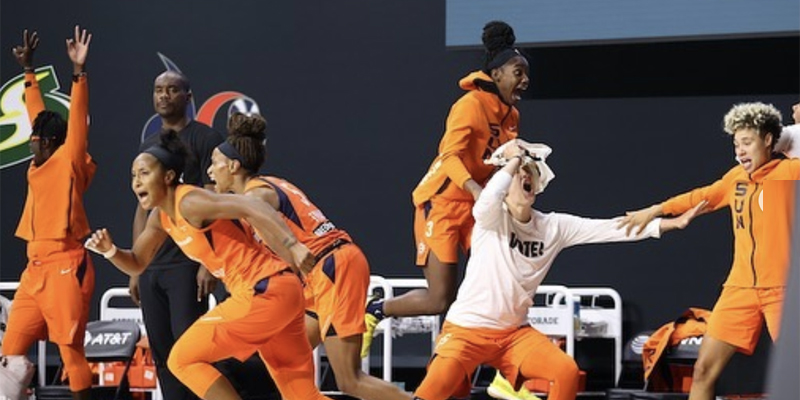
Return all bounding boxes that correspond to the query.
[412,71,519,206]
[661,158,800,288]
[642,308,711,383]
[15,72,95,250]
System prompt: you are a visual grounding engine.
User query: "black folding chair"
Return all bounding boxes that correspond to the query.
[35,319,141,400]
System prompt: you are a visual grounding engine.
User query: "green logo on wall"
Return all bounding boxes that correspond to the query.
[0,66,71,169]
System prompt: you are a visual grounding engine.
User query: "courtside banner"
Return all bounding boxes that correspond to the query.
[0,66,70,170]
[83,320,140,360]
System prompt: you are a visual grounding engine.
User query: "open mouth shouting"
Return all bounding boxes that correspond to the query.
[523,180,533,194]
[512,88,524,103]
[210,179,226,194]
[519,172,536,201]
[136,189,151,205]
[739,157,752,171]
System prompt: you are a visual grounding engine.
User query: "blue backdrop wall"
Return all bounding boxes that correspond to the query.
[1,0,798,393]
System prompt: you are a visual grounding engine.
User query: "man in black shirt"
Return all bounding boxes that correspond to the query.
[131,70,223,400]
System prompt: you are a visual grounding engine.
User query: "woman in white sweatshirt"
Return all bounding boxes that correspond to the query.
[411,141,705,400]
[775,101,800,158]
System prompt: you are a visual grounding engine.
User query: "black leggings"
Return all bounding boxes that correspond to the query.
[139,265,207,400]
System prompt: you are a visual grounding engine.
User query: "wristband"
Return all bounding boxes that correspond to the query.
[102,244,118,259]
[72,71,86,82]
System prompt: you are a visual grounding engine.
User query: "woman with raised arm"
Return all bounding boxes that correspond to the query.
[84,130,332,400]
[364,20,535,398]
[619,102,800,400]
[3,26,95,400]
[412,141,703,400]
[774,101,800,158]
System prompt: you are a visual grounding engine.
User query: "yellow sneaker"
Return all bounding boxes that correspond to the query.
[360,313,380,359]
[516,385,542,400]
[487,371,542,400]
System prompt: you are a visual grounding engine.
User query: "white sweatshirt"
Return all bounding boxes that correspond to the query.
[776,124,800,159]
[445,170,661,330]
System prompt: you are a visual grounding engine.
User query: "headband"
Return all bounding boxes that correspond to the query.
[217,141,245,164]
[143,145,184,173]
[485,48,523,72]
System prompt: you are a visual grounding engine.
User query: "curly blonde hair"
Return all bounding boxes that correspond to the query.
[723,103,783,144]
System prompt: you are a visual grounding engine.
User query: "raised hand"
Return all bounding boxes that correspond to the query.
[12,29,39,70]
[502,140,523,161]
[618,204,663,236]
[66,25,92,73]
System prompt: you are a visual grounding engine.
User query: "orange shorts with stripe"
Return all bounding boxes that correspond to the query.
[3,247,94,347]
[707,286,784,355]
[424,322,563,396]
[304,243,370,338]
[168,271,317,398]
[414,197,474,266]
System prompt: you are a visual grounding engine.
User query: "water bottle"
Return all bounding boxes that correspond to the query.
[572,295,581,334]
[392,316,436,337]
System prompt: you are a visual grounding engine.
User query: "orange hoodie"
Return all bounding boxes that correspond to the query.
[661,158,800,288]
[412,71,519,206]
[15,72,95,254]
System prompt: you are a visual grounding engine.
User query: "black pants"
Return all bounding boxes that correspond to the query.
[139,265,207,400]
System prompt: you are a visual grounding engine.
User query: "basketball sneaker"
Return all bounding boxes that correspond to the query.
[487,370,542,400]
[361,294,385,359]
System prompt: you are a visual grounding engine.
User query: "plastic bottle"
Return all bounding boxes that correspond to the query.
[572,295,581,334]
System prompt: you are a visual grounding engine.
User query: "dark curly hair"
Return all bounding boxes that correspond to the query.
[482,20,517,73]
[142,129,191,186]
[31,110,67,146]
[225,112,267,174]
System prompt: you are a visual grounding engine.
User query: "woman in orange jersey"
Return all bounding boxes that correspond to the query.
[411,141,702,400]
[205,112,412,400]
[3,27,95,400]
[361,19,533,399]
[775,101,800,158]
[363,19,529,347]
[84,130,332,400]
[620,102,800,400]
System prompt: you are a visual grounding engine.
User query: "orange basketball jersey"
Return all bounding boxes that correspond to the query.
[159,185,291,295]
[245,176,352,257]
